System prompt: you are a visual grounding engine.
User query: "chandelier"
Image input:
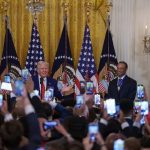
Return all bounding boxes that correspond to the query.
[26,0,45,15]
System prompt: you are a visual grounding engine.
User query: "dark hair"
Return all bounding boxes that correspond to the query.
[118,61,128,69]
[120,99,133,115]
[41,102,52,119]
[0,120,24,148]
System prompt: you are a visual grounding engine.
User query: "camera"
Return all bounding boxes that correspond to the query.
[88,123,99,142]
[43,121,58,130]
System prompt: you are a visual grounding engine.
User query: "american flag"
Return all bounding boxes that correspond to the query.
[98,29,118,93]
[25,23,45,76]
[75,24,98,95]
[0,16,21,80]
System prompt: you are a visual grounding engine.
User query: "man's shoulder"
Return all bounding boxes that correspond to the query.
[110,77,118,83]
[125,76,137,84]
[47,76,57,83]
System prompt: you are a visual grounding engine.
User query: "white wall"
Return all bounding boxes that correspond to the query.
[110,0,150,99]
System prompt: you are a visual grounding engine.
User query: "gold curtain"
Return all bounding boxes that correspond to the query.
[0,0,108,71]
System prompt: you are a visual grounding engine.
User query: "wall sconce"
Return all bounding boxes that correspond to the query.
[143,25,150,54]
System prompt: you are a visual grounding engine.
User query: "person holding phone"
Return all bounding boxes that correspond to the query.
[107,61,137,104]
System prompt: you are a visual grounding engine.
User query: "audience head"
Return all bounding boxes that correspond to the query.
[0,120,24,149]
[105,133,125,150]
[141,136,150,149]
[73,104,89,118]
[41,102,52,119]
[125,137,141,150]
[107,118,121,135]
[120,98,133,116]
[117,61,128,77]
[37,61,49,78]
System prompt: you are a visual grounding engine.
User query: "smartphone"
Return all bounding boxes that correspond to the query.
[0,94,3,108]
[46,87,54,100]
[44,89,53,101]
[80,81,86,94]
[14,80,24,96]
[114,139,124,150]
[4,75,11,83]
[43,121,58,130]
[86,81,94,95]
[76,95,84,106]
[57,80,64,91]
[94,94,101,105]
[88,123,99,142]
[137,84,144,99]
[22,69,29,81]
[141,101,149,116]
[105,99,116,115]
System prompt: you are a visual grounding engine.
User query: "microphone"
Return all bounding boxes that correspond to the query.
[40,77,43,84]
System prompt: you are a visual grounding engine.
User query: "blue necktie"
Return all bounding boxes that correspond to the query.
[117,78,123,88]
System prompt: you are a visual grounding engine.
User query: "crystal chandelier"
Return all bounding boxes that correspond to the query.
[26,0,45,15]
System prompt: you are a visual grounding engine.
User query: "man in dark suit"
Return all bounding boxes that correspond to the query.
[32,61,72,100]
[108,61,137,104]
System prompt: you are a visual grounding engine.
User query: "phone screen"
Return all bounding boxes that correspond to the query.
[106,99,116,115]
[80,81,86,94]
[44,88,54,101]
[114,139,124,150]
[43,121,58,130]
[94,94,101,105]
[137,84,144,99]
[76,95,84,106]
[141,101,149,116]
[14,80,24,96]
[22,69,29,81]
[86,81,94,95]
[4,75,11,83]
[88,123,99,142]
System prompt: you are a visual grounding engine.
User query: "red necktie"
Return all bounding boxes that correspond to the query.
[41,78,45,100]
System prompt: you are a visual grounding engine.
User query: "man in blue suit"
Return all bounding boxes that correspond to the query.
[108,61,137,104]
[32,61,72,100]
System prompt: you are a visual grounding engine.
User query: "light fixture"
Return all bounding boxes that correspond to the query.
[26,0,45,15]
[143,25,150,54]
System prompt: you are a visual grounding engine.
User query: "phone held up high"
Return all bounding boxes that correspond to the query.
[137,84,144,100]
[88,122,99,142]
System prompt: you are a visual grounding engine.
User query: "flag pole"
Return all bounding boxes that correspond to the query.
[62,1,70,84]
[84,1,92,82]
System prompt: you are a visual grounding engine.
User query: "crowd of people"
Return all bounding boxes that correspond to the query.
[0,60,149,150]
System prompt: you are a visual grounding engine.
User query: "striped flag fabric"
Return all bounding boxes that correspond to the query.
[75,24,98,95]
[25,23,45,76]
[51,20,75,96]
[98,29,118,94]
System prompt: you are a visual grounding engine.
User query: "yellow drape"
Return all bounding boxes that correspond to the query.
[0,0,108,71]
